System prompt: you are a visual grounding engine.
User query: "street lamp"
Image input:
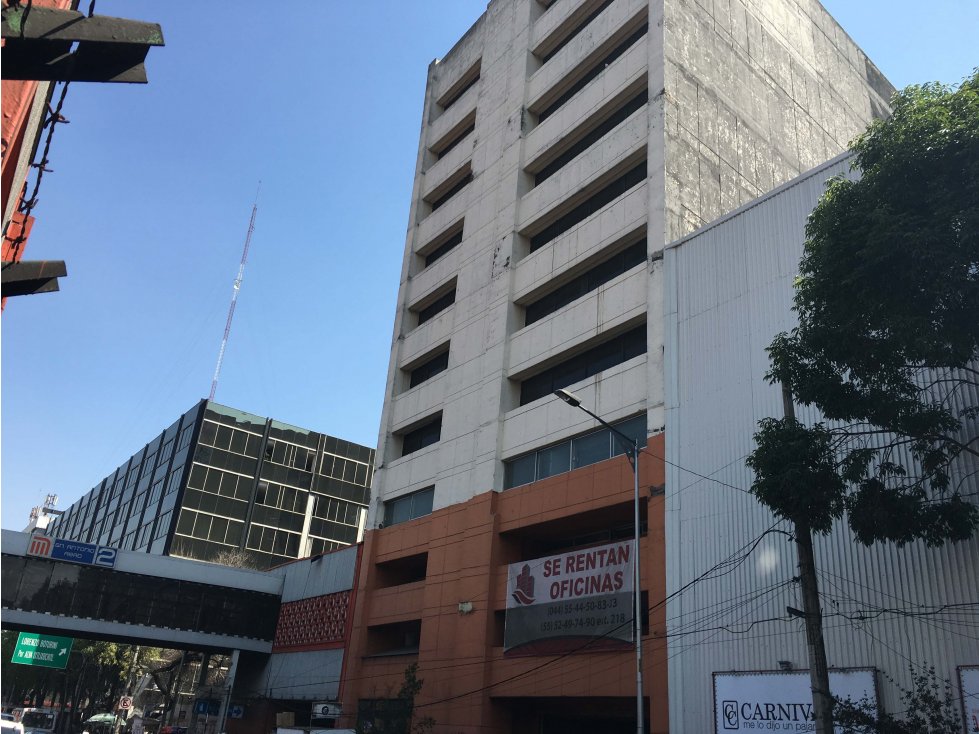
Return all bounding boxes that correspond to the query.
[553,388,644,734]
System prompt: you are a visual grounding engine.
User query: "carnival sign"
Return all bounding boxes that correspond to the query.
[504,540,634,655]
[959,666,979,733]
[713,669,877,733]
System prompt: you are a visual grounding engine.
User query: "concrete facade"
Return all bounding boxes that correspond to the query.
[370,0,891,522]
[351,0,893,731]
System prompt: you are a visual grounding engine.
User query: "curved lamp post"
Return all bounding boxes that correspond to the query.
[553,389,644,734]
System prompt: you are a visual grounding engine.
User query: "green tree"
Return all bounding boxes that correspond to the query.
[833,666,962,734]
[355,663,434,734]
[751,70,979,546]
[1,633,137,730]
[746,70,979,734]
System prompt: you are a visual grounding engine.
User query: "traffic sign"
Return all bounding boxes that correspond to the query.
[10,632,73,668]
[228,706,244,720]
[119,696,133,710]
[311,702,341,719]
[193,700,219,716]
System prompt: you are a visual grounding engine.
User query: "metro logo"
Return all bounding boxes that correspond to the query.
[28,534,53,557]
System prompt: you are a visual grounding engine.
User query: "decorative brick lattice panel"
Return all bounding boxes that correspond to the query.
[273,590,351,649]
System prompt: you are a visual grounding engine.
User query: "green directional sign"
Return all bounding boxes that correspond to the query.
[10,632,73,669]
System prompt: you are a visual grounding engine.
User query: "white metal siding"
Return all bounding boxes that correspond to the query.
[664,154,979,732]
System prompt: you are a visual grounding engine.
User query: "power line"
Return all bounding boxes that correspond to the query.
[638,444,753,495]
[246,524,786,700]
[411,524,786,708]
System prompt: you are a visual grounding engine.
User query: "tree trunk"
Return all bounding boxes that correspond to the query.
[783,384,835,734]
[796,523,834,733]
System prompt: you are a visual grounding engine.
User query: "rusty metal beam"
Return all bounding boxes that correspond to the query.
[1,6,163,84]
[1,259,67,297]
[1,6,163,45]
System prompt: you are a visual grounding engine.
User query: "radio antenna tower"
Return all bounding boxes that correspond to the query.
[209,184,260,401]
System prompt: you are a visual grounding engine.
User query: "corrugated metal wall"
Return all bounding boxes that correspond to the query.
[663,153,979,732]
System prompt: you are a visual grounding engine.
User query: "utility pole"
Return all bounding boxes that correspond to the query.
[782,385,834,734]
[113,646,141,734]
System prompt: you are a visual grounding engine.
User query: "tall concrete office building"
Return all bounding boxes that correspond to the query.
[45,400,374,571]
[343,0,893,731]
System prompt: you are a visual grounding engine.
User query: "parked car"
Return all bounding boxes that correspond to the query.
[1,712,26,734]
[19,709,57,734]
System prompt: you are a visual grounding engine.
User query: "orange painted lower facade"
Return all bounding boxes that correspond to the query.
[340,435,668,733]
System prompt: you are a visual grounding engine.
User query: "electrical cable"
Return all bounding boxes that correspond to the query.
[637,444,753,495]
[245,524,786,699]
[409,523,787,707]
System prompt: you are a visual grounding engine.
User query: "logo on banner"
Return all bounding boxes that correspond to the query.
[28,534,53,557]
[722,701,739,729]
[511,565,535,605]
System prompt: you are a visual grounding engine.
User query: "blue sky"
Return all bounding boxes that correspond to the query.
[2,1,976,530]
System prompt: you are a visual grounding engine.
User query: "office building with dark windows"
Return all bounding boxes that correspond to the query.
[338,0,894,732]
[45,400,374,571]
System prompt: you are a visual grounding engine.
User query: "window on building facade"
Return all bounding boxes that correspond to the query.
[518,323,646,405]
[263,439,315,472]
[158,437,175,466]
[537,0,615,64]
[375,552,428,587]
[245,523,301,558]
[199,419,263,458]
[177,421,196,452]
[524,238,646,325]
[1,556,280,640]
[533,88,648,186]
[383,486,435,527]
[407,347,450,389]
[319,453,371,485]
[504,413,647,488]
[536,21,648,123]
[432,119,475,161]
[421,224,464,268]
[529,161,647,253]
[437,59,481,112]
[400,416,442,457]
[415,287,456,326]
[365,619,422,656]
[427,170,473,212]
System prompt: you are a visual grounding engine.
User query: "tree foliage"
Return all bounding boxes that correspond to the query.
[750,70,979,545]
[833,666,961,734]
[355,663,434,734]
[1,633,141,728]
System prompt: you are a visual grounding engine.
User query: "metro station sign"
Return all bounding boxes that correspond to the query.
[11,632,74,668]
[27,533,117,568]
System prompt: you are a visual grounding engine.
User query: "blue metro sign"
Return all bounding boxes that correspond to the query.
[27,533,117,568]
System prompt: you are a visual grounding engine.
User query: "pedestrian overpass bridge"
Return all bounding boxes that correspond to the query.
[0,529,283,654]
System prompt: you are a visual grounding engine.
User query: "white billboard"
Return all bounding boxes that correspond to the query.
[713,669,877,733]
[504,540,634,655]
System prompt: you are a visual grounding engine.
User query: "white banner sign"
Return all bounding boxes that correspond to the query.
[713,670,877,733]
[504,540,634,654]
[960,666,979,733]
